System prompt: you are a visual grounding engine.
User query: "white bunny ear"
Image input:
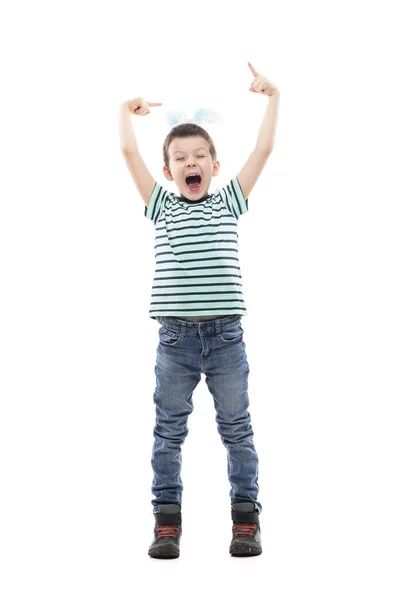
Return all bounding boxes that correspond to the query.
[193,108,224,124]
[166,110,190,127]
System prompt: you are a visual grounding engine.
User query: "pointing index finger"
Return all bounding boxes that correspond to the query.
[148,102,163,106]
[247,62,259,77]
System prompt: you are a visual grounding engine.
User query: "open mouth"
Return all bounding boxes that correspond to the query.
[185,174,202,192]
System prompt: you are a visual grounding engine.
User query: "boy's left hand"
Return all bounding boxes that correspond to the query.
[248,62,279,97]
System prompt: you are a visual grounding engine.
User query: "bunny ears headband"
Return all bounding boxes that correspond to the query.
[166,108,224,128]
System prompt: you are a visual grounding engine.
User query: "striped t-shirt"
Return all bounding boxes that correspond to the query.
[144,176,249,321]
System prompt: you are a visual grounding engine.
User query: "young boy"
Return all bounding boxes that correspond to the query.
[119,63,279,558]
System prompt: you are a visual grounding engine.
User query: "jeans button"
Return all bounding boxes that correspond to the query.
[200,324,207,331]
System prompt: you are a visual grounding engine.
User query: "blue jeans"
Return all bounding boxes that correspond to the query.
[151,314,262,514]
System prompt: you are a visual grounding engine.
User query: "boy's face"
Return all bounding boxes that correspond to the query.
[163,136,220,199]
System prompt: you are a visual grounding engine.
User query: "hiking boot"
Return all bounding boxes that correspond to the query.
[148,504,182,559]
[229,502,262,557]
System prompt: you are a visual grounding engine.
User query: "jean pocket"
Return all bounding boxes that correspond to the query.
[219,323,244,344]
[158,326,182,347]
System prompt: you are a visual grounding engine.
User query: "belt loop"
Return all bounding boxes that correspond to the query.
[181,320,186,337]
[216,318,221,335]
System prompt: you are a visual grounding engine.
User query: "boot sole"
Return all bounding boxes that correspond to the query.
[148,543,180,559]
[230,542,262,557]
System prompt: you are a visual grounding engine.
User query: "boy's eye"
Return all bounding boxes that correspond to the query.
[176,156,205,161]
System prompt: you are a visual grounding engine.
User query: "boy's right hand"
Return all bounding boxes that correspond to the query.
[123,97,162,116]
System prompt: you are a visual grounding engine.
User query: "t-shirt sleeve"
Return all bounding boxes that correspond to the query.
[219,176,249,219]
[144,182,173,224]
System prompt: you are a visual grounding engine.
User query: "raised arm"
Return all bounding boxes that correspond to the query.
[119,98,162,207]
[237,63,280,200]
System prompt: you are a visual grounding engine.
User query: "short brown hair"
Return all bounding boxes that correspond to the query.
[163,123,217,170]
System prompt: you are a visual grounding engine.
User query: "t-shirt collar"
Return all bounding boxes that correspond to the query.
[177,193,212,204]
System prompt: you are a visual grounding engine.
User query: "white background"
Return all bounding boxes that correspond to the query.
[1,0,399,598]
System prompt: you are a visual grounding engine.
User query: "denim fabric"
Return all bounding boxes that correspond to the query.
[151,314,262,514]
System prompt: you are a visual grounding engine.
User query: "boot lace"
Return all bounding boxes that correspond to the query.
[233,523,257,536]
[156,525,180,538]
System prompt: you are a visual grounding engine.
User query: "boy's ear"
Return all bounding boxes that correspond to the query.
[163,165,173,181]
[213,160,221,176]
